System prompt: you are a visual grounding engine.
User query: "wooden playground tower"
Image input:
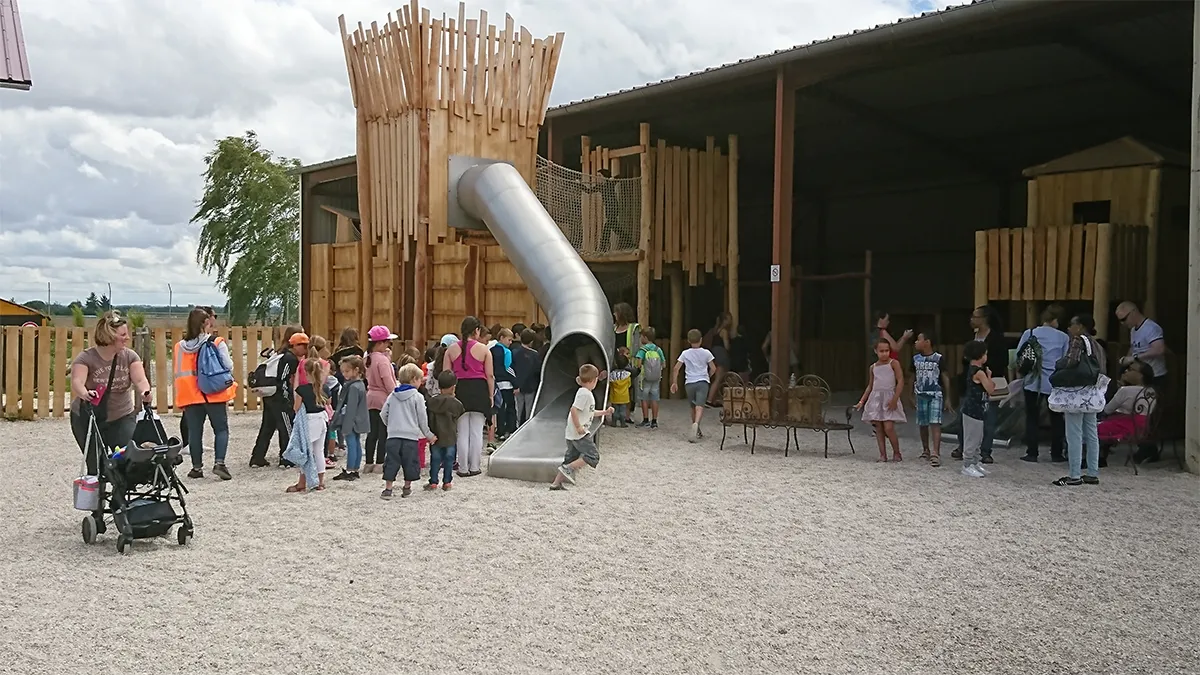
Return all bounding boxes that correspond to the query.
[333,1,563,346]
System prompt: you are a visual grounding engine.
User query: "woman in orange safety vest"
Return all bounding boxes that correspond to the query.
[174,307,237,481]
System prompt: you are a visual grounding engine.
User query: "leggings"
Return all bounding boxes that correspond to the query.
[366,409,386,465]
[455,411,487,473]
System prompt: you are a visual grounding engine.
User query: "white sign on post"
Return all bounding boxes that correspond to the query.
[769,264,781,283]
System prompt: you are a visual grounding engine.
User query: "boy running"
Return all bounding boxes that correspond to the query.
[550,364,613,491]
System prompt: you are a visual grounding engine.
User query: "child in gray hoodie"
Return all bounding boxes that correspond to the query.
[331,355,370,481]
[379,363,436,499]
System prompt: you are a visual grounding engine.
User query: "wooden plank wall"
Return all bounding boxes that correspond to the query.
[0,326,287,420]
[975,223,1146,302]
[429,244,539,338]
[310,243,409,340]
[1034,167,1151,228]
[581,136,733,285]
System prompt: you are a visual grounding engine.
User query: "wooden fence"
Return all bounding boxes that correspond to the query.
[0,326,288,420]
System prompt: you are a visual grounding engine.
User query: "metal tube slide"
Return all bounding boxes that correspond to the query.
[456,161,613,483]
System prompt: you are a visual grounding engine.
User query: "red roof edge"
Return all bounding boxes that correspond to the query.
[0,0,32,91]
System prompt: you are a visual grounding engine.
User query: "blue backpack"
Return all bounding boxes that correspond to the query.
[198,337,235,395]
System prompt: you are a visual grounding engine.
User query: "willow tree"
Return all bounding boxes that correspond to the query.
[193,131,300,324]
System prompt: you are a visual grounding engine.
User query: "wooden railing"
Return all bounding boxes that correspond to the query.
[0,326,287,420]
[973,223,1147,303]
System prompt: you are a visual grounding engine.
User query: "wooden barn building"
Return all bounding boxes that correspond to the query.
[298,0,1199,469]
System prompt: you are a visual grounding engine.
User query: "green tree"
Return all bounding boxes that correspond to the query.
[84,292,100,315]
[192,130,300,325]
[70,304,86,327]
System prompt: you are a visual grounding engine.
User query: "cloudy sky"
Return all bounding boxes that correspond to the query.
[0,0,960,308]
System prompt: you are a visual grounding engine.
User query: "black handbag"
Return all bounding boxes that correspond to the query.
[1049,337,1100,388]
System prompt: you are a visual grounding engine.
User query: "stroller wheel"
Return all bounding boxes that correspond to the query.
[177,526,192,546]
[81,515,98,545]
[116,534,131,555]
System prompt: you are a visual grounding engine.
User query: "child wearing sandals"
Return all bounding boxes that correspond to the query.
[856,339,906,462]
[912,332,952,467]
[288,354,330,492]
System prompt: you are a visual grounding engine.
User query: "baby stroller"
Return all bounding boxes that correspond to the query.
[76,402,194,554]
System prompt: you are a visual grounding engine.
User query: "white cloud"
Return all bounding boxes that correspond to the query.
[0,0,965,307]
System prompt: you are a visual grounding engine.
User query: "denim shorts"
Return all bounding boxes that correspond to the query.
[638,382,661,401]
[685,381,708,407]
[916,394,943,426]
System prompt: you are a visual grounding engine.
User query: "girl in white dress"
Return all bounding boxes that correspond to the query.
[856,340,907,462]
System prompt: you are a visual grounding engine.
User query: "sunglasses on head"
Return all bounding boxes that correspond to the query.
[107,310,127,327]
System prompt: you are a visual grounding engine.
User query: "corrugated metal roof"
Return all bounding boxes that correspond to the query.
[546,0,989,115]
[0,0,31,91]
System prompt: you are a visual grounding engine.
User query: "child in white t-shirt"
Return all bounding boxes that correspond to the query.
[550,364,613,491]
[671,329,716,443]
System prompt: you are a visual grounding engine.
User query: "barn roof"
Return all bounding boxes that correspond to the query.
[0,298,48,318]
[0,0,32,91]
[1022,137,1190,177]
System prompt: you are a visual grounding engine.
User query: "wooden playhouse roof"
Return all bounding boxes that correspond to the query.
[0,298,48,318]
[1022,137,1189,178]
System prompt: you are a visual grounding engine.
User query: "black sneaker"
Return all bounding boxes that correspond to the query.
[637,420,651,428]
[1050,454,1067,464]
[1052,476,1083,486]
[980,455,994,464]
[650,420,658,429]
[1019,453,1038,463]
[347,471,360,481]
[401,487,412,498]
[332,469,352,481]
[248,458,271,468]
[187,468,204,479]
[1082,476,1100,485]
[212,464,232,481]
[951,448,963,460]
[279,459,296,468]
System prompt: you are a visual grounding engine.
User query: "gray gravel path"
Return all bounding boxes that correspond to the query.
[1,402,1196,675]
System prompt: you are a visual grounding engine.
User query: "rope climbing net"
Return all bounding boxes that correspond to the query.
[535,156,642,255]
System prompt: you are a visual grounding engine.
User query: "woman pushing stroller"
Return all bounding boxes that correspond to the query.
[69,311,152,473]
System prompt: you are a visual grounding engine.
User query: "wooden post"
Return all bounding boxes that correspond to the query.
[769,67,795,382]
[412,225,428,346]
[464,246,479,319]
[727,134,740,328]
[1025,179,1040,327]
[1185,0,1200,474]
[637,123,652,327]
[863,251,873,357]
[669,266,684,399]
[1144,167,1162,317]
[1092,223,1114,341]
[974,230,989,308]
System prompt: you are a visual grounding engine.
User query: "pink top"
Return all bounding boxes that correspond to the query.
[365,350,396,410]
[451,339,487,380]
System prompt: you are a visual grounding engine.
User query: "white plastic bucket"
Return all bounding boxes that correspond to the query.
[73,476,100,511]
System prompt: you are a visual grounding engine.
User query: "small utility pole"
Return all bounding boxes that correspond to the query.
[1186,0,1200,473]
[168,284,173,317]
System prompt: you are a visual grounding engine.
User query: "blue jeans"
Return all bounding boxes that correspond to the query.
[957,403,996,456]
[183,403,229,468]
[1065,412,1099,479]
[344,433,362,472]
[429,445,456,485]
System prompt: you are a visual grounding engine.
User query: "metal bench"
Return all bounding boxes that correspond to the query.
[719,373,855,458]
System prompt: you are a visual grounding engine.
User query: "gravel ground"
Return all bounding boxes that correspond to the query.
[1,401,1196,675]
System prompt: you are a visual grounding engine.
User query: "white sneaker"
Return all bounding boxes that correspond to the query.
[974,463,990,475]
[961,464,985,478]
[688,423,699,443]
